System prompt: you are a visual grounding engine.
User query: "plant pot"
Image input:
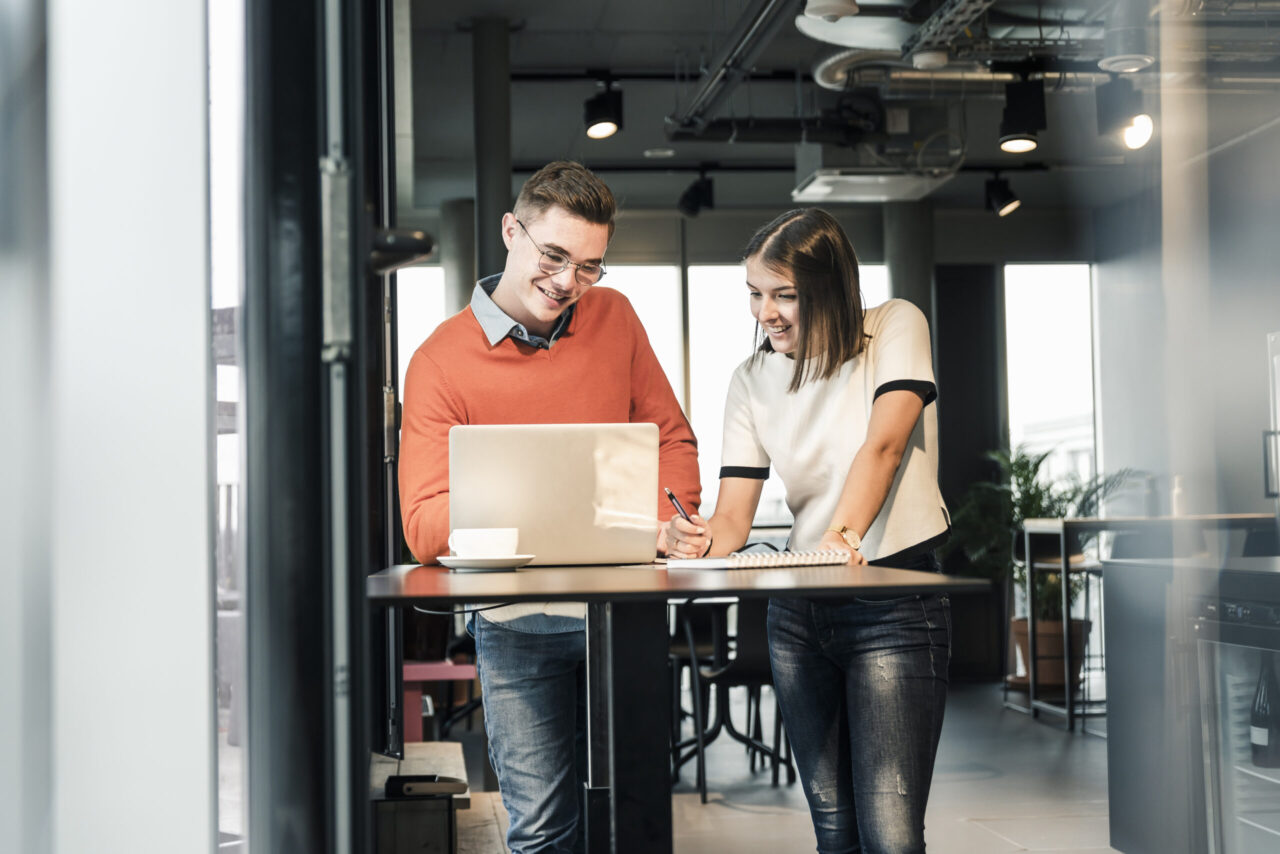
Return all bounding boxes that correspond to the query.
[1009,616,1092,687]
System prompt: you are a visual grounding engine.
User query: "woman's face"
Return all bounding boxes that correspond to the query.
[745,255,800,355]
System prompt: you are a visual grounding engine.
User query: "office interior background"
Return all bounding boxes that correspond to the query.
[4,0,1280,852]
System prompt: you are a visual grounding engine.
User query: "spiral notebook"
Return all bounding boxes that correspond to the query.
[666,549,850,570]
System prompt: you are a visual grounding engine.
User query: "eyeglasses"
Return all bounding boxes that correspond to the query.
[515,219,607,285]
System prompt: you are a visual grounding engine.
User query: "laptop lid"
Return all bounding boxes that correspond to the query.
[448,423,659,565]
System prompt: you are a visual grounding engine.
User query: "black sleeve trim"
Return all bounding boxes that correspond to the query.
[874,379,937,407]
[720,465,770,480]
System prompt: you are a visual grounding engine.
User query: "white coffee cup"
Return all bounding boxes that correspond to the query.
[448,527,519,557]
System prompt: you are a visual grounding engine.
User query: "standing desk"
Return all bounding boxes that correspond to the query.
[367,562,987,854]
[1017,514,1275,731]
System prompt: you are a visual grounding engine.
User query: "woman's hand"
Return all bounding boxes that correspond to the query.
[820,529,867,566]
[664,513,713,559]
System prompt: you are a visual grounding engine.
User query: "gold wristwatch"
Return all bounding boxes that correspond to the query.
[826,525,862,551]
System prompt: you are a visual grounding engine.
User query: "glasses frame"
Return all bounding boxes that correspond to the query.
[515,218,608,285]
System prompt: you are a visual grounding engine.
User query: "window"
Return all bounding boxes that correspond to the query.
[601,266,685,406]
[395,266,447,400]
[1003,264,1096,482]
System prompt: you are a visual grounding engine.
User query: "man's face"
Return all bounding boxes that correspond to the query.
[494,206,610,337]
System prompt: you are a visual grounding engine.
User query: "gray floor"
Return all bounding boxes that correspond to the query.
[218,681,1119,852]
[669,683,1119,854]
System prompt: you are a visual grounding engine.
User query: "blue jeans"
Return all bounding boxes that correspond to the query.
[767,553,951,854]
[473,615,587,854]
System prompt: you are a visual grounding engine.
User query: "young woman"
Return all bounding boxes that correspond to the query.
[666,208,951,853]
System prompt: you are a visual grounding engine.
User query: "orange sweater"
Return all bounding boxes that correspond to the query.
[398,286,701,564]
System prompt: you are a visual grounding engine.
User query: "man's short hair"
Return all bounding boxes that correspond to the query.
[513,161,617,239]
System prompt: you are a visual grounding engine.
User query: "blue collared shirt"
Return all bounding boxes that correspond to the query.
[470,274,576,349]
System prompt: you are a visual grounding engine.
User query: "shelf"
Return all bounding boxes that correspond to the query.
[1236,763,1280,786]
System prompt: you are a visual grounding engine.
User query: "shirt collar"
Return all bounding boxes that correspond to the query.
[470,274,576,348]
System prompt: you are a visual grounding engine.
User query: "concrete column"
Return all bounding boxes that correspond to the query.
[471,17,511,278]
[440,197,477,315]
[883,201,936,319]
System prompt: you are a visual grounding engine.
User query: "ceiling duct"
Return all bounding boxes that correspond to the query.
[813,48,910,90]
[792,101,963,202]
[1099,0,1155,72]
[794,4,916,51]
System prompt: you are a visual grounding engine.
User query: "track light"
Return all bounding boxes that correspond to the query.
[999,80,1046,155]
[985,176,1021,217]
[1096,77,1153,150]
[677,174,714,217]
[1123,115,1154,150]
[584,85,622,139]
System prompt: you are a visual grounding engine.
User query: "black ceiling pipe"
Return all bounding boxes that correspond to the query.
[665,116,877,145]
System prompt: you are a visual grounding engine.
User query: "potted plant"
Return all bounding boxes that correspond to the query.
[944,447,1132,688]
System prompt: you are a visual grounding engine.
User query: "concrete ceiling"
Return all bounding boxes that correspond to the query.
[396,0,1280,217]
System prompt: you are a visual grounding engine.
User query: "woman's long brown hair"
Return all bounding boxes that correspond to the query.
[743,208,868,392]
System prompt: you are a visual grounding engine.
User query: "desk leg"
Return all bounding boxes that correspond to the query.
[585,602,613,854]
[1026,529,1038,718]
[585,601,672,854]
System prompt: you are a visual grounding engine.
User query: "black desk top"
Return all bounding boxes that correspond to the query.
[367,562,989,604]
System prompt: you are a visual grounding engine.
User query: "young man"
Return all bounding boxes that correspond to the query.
[398,161,700,854]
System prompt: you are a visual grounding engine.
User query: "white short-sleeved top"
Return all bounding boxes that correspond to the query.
[720,298,950,562]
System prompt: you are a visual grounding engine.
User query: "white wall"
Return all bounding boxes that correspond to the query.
[46,1,214,852]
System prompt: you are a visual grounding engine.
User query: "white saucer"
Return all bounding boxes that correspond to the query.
[438,554,535,572]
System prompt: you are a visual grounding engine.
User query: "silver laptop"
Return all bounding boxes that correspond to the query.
[448,423,659,565]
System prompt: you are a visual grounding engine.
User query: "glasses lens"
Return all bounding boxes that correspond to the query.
[537,251,569,276]
[576,264,604,284]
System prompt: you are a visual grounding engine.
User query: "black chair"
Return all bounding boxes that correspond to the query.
[668,602,726,784]
[438,631,482,737]
[673,598,796,803]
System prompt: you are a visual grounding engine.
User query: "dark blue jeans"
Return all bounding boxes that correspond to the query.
[472,615,587,854]
[767,553,951,854]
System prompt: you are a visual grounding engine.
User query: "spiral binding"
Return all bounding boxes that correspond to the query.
[722,549,849,568]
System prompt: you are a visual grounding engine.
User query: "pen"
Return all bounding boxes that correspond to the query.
[664,487,693,524]
[666,487,712,558]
